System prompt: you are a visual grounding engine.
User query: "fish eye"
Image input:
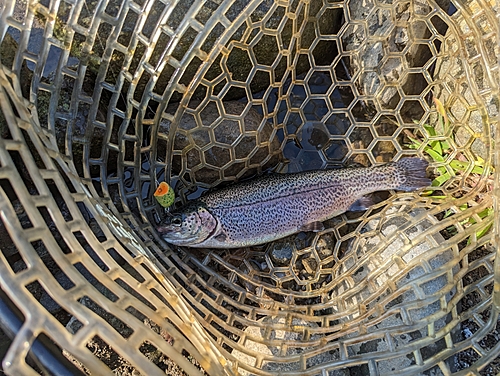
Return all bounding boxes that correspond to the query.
[171,217,182,226]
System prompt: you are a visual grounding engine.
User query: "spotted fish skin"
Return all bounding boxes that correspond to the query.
[157,158,430,248]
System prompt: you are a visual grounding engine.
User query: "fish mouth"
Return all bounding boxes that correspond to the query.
[156,225,174,234]
[157,225,201,245]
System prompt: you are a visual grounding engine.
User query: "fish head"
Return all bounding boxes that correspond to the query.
[157,203,217,246]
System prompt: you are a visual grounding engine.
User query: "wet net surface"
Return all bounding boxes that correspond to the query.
[0,0,499,375]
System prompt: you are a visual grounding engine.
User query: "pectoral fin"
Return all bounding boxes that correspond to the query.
[349,195,375,211]
[214,233,227,242]
[299,221,325,232]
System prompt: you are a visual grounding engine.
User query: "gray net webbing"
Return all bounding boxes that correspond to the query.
[0,0,498,375]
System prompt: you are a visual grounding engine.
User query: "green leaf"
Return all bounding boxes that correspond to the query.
[432,172,451,186]
[449,160,485,174]
[477,207,493,219]
[471,164,485,174]
[431,140,443,155]
[406,136,422,148]
[449,160,469,172]
[425,147,446,162]
[467,222,493,245]
[476,222,493,240]
[441,142,450,151]
[424,125,437,136]
[436,166,448,175]
[443,209,454,218]
[446,226,458,236]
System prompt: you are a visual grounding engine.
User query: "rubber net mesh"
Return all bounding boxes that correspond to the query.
[0,0,498,375]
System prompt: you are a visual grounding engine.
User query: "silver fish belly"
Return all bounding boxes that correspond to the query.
[157,158,430,248]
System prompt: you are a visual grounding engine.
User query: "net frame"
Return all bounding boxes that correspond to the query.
[0,0,498,375]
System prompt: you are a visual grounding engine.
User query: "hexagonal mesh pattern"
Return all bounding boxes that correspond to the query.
[0,0,498,375]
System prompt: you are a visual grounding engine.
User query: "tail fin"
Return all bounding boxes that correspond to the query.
[394,158,431,191]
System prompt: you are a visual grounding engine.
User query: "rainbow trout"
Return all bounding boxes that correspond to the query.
[157,158,430,248]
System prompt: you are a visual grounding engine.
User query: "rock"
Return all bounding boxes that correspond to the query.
[315,233,334,259]
[96,1,343,100]
[269,241,294,266]
[433,14,498,161]
[0,33,19,70]
[342,205,459,372]
[6,5,78,77]
[0,31,102,175]
[222,3,341,96]
[34,75,109,174]
[0,34,33,137]
[301,256,318,275]
[232,316,347,376]
[66,295,130,336]
[343,0,450,112]
[158,100,282,186]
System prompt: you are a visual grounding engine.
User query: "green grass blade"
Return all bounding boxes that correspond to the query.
[476,222,493,240]
[450,160,469,172]
[424,125,437,136]
[425,147,446,162]
[431,140,443,155]
[432,172,451,186]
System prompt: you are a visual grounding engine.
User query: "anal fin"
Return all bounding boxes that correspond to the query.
[349,195,375,211]
[299,221,325,232]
